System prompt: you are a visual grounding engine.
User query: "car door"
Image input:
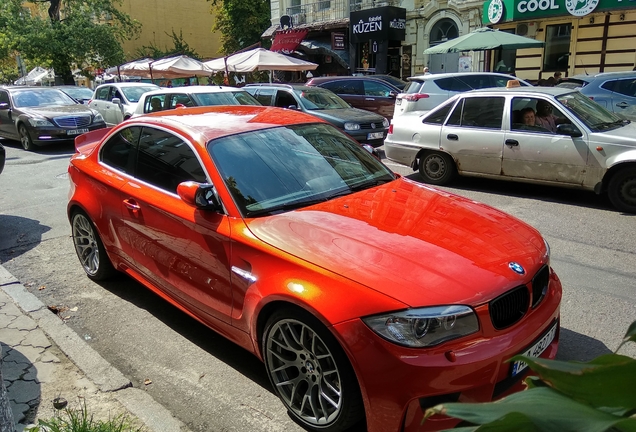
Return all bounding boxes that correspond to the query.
[502,97,589,185]
[320,80,364,108]
[110,88,126,125]
[89,86,113,125]
[248,88,276,106]
[0,90,17,139]
[440,95,506,175]
[362,80,397,119]
[119,126,233,324]
[605,78,636,121]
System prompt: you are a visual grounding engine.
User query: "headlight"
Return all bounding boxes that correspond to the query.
[28,118,54,127]
[344,122,360,131]
[382,117,390,128]
[93,113,104,123]
[362,305,479,348]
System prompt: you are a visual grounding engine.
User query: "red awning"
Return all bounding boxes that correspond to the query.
[270,29,309,55]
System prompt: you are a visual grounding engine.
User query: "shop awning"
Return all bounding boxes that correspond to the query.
[271,29,309,55]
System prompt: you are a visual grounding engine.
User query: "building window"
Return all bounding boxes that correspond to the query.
[430,19,459,45]
[543,24,570,72]
[289,0,301,15]
[317,1,331,11]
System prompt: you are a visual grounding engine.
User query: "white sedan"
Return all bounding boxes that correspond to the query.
[384,86,636,213]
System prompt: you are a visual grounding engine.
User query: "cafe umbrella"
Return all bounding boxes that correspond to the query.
[423,27,544,54]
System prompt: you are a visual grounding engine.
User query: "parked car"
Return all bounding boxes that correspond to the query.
[88,82,160,126]
[56,85,94,104]
[245,84,389,147]
[132,85,260,117]
[67,105,561,432]
[0,142,5,174]
[394,72,530,118]
[384,86,636,213]
[0,86,106,150]
[557,71,636,121]
[305,75,401,119]
[370,74,408,90]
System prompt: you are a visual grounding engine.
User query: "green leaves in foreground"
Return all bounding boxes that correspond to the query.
[424,320,636,432]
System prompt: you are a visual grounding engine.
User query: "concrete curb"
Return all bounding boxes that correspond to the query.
[0,264,187,432]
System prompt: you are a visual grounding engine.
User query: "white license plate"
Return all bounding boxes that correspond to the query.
[67,128,89,136]
[511,322,557,377]
[367,132,384,140]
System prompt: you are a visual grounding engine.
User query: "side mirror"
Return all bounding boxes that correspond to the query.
[557,123,582,137]
[389,91,397,98]
[111,97,122,105]
[177,181,223,211]
[287,105,299,110]
[361,144,381,161]
[0,102,9,110]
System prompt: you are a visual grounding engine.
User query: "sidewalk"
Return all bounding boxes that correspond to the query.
[0,265,187,432]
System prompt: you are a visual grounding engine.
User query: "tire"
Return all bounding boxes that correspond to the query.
[608,167,636,213]
[418,151,456,185]
[71,211,117,280]
[262,308,364,432]
[18,124,35,151]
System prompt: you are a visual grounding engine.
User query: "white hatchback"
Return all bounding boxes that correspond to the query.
[88,82,160,126]
[394,72,529,118]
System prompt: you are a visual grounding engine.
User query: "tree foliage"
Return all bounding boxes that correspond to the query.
[0,0,140,84]
[208,0,271,55]
[134,29,200,60]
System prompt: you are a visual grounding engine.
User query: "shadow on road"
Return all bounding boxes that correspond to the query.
[557,327,613,362]
[0,215,50,263]
[0,139,76,157]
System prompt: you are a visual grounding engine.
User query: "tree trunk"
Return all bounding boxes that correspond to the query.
[0,346,15,432]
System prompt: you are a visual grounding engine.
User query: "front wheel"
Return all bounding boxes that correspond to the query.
[71,211,117,280]
[19,124,35,151]
[263,308,364,432]
[418,151,456,185]
[608,167,636,213]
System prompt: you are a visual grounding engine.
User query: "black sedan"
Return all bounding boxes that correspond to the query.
[0,87,106,151]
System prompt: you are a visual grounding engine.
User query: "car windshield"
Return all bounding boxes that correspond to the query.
[121,86,160,103]
[194,91,261,106]
[294,88,351,110]
[61,87,94,100]
[556,91,628,132]
[13,89,77,108]
[209,123,395,217]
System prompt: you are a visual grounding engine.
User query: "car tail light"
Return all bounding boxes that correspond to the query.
[403,93,429,102]
[388,124,393,134]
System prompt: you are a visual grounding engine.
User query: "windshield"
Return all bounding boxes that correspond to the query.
[209,123,395,217]
[556,91,627,132]
[194,91,261,106]
[60,87,94,100]
[13,89,77,108]
[294,88,351,110]
[121,85,160,103]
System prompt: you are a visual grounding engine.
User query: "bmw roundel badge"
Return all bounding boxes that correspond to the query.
[509,262,525,275]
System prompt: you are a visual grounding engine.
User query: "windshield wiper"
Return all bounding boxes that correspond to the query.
[591,119,629,130]
[245,197,330,217]
[348,179,392,192]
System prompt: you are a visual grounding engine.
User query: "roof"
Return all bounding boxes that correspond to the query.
[470,86,576,96]
[407,72,521,82]
[245,84,316,91]
[140,85,248,97]
[96,82,161,89]
[568,71,636,81]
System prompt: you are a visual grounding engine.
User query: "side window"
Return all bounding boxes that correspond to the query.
[447,97,505,129]
[423,102,454,125]
[447,99,464,126]
[168,93,194,108]
[458,75,491,90]
[96,87,110,101]
[364,80,392,97]
[436,77,471,92]
[100,127,142,173]
[604,79,636,98]
[275,91,297,108]
[146,95,166,113]
[253,88,275,106]
[135,128,207,193]
[113,90,124,103]
[0,91,9,105]
[321,80,363,95]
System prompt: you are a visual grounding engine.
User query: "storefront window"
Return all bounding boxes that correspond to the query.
[543,24,570,72]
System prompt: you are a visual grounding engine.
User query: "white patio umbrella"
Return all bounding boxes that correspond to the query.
[150,55,213,78]
[204,48,318,73]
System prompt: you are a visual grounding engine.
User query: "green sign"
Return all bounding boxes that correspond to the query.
[483,0,636,23]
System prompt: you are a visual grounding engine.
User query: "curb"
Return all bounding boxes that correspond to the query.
[0,264,187,432]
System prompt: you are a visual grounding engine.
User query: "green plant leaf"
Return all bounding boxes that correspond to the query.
[424,387,636,432]
[509,354,636,412]
[617,320,636,352]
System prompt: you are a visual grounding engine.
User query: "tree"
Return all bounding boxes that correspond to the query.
[134,29,200,60]
[0,0,140,84]
[208,0,271,55]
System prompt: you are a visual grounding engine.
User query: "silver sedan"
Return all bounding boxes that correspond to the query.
[384,86,636,213]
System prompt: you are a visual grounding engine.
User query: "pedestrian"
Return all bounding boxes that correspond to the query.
[166,80,173,88]
[554,71,563,84]
[423,66,430,74]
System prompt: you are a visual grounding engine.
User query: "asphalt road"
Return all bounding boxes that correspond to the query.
[1,138,635,431]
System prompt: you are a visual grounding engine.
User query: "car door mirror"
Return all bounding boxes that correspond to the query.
[177,181,223,211]
[389,91,397,99]
[0,102,9,110]
[287,105,299,110]
[556,123,582,137]
[111,97,122,105]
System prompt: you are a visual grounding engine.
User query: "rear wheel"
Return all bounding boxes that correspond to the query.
[418,151,456,185]
[71,211,117,280]
[263,308,364,432]
[19,124,35,151]
[608,167,636,213]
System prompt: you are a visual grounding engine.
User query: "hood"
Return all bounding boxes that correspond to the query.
[21,105,96,118]
[591,122,636,147]
[308,107,386,124]
[245,178,547,307]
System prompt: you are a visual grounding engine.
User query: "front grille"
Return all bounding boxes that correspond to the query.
[489,285,529,329]
[54,115,92,128]
[531,265,549,308]
[360,121,385,130]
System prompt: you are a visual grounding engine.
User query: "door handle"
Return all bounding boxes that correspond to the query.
[616,102,629,108]
[447,134,458,141]
[123,199,140,212]
[365,98,375,101]
[505,139,519,146]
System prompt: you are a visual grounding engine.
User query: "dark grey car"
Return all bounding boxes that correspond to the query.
[245,84,389,147]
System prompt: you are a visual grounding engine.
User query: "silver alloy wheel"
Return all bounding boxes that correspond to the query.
[72,213,100,276]
[19,125,33,151]
[265,318,343,427]
[423,153,446,180]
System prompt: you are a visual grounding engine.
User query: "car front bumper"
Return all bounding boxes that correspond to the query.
[332,269,562,432]
[29,123,107,146]
[348,129,389,148]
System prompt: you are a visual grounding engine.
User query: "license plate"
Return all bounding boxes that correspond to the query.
[367,132,384,140]
[67,128,89,136]
[511,322,557,377]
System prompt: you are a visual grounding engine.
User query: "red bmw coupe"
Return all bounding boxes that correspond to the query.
[67,105,562,432]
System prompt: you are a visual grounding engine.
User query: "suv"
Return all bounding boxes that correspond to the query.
[245,84,389,147]
[557,71,636,121]
[88,82,160,126]
[394,72,529,118]
[305,75,400,120]
[133,85,260,116]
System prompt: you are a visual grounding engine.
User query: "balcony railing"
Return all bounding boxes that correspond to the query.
[285,0,399,26]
